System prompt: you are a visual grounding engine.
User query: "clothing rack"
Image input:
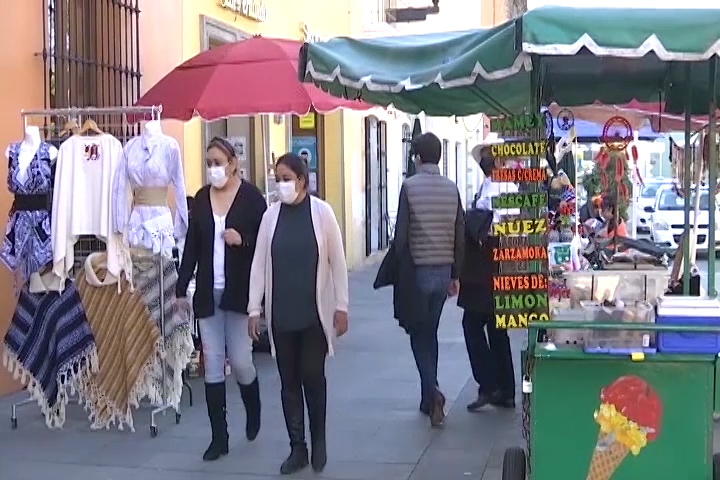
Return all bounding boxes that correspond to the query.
[10,105,191,437]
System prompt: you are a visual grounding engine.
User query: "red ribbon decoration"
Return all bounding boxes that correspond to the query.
[629,144,644,187]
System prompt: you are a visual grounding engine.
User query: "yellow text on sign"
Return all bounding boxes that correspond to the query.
[495,312,550,329]
[492,218,547,236]
[490,141,547,158]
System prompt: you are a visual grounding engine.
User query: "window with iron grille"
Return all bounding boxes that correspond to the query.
[42,0,142,268]
[43,0,142,144]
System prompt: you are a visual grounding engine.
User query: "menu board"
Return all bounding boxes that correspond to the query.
[491,160,550,329]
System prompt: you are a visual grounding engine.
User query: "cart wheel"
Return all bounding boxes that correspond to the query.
[10,418,17,430]
[713,453,720,480]
[150,425,158,438]
[175,412,181,424]
[502,447,527,480]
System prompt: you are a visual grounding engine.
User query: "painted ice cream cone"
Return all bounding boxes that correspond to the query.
[586,432,630,480]
[585,375,662,480]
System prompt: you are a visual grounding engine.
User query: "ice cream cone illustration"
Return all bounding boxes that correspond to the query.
[586,375,662,480]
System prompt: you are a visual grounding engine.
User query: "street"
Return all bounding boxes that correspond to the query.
[2,257,719,480]
[0,264,524,480]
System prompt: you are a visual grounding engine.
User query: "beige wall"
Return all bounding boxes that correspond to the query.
[341,0,488,269]
[480,0,509,26]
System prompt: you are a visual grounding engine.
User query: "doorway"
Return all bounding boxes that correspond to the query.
[202,21,255,184]
[364,116,389,256]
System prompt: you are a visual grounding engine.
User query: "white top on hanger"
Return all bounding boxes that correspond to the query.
[5,126,58,185]
[52,133,131,289]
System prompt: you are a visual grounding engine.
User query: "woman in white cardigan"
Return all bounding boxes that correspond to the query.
[248,152,349,475]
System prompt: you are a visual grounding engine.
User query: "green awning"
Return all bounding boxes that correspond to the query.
[299,6,720,116]
[300,22,531,116]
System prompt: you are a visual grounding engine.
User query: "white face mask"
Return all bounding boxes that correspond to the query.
[277,180,299,204]
[207,166,228,189]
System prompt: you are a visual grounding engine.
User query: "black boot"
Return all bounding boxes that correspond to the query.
[305,379,327,472]
[280,387,308,475]
[203,382,229,461]
[239,377,261,441]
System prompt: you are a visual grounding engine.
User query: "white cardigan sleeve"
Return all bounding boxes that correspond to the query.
[247,208,271,318]
[322,202,349,312]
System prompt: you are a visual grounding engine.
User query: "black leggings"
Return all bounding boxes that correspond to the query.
[273,323,328,445]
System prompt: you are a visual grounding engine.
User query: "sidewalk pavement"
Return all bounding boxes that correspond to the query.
[0,264,525,480]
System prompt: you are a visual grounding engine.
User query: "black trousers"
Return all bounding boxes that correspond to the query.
[462,309,515,398]
[273,323,328,447]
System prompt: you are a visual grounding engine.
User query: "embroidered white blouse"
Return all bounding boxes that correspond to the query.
[112,133,188,257]
[52,134,130,286]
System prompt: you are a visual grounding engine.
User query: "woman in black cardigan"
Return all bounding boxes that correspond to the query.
[176,137,267,461]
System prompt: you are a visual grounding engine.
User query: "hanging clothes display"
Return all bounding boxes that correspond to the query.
[52,133,131,287]
[112,121,188,258]
[1,127,57,284]
[2,271,97,429]
[75,252,160,431]
[132,253,193,410]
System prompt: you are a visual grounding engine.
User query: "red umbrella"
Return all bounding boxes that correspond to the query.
[135,36,372,121]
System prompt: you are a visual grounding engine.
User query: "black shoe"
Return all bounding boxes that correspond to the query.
[203,382,229,461]
[466,393,492,412]
[239,377,261,441]
[280,445,309,475]
[489,390,516,409]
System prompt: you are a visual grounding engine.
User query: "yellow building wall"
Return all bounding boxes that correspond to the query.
[178,0,354,240]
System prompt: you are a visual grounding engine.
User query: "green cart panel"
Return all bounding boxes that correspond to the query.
[530,350,714,479]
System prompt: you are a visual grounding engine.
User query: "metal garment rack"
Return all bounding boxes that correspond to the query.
[10,105,192,437]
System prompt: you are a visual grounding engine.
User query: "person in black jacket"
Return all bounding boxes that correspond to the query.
[176,137,267,462]
[459,144,515,412]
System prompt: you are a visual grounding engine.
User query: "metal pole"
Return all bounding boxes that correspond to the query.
[708,57,718,296]
[683,64,692,295]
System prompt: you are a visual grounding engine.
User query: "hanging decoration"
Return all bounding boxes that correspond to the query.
[601,116,633,152]
[556,108,575,131]
[629,143,644,188]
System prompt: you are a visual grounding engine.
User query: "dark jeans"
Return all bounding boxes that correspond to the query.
[410,264,451,406]
[274,323,328,446]
[462,309,515,398]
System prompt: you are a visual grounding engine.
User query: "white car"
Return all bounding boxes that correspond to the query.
[635,180,670,234]
[648,185,720,253]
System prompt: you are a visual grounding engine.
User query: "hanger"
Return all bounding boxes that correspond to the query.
[79,118,103,135]
[60,119,80,137]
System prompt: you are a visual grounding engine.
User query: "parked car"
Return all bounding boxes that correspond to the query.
[635,179,670,234]
[648,185,720,253]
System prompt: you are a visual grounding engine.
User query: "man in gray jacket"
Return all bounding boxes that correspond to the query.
[394,132,465,427]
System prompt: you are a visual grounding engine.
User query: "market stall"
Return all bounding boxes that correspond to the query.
[300,6,720,479]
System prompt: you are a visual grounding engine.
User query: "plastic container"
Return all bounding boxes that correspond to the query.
[548,308,585,345]
[581,301,656,354]
[565,270,669,307]
[656,297,720,354]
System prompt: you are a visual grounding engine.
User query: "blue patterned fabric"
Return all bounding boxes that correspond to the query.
[3,280,95,427]
[0,142,54,282]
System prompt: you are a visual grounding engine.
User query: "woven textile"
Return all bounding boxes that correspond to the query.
[132,253,193,409]
[2,279,97,428]
[76,253,160,431]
